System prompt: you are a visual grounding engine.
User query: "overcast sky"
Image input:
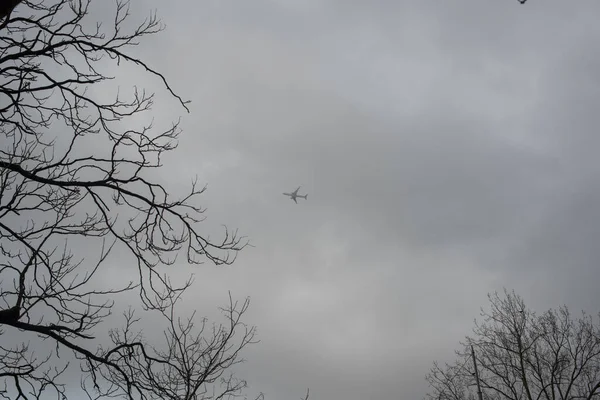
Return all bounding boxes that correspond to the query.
[99,1,600,399]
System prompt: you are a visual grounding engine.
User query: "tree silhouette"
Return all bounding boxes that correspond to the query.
[0,1,264,399]
[425,289,600,400]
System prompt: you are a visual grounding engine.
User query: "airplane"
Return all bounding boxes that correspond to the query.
[283,186,308,204]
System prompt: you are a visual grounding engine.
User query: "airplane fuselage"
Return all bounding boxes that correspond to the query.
[284,193,307,200]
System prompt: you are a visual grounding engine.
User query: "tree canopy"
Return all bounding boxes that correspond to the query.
[0,1,259,399]
[426,290,600,400]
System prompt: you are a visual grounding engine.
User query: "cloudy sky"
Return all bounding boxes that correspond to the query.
[101,1,600,399]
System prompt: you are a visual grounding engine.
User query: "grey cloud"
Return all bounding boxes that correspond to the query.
[50,0,600,399]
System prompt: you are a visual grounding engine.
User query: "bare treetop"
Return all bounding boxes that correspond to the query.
[425,289,600,400]
[0,0,248,309]
[0,1,256,399]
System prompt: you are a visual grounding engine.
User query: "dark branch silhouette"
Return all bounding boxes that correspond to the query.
[425,289,600,400]
[0,0,23,28]
[0,1,268,399]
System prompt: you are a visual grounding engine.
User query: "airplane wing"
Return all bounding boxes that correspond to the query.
[293,197,297,204]
[293,186,301,195]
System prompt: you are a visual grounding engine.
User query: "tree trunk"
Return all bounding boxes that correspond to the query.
[0,0,23,22]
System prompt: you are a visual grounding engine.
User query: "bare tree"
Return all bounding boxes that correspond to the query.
[425,289,600,400]
[0,0,268,399]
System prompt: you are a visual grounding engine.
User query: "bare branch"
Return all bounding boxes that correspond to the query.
[0,1,263,399]
[425,289,600,400]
